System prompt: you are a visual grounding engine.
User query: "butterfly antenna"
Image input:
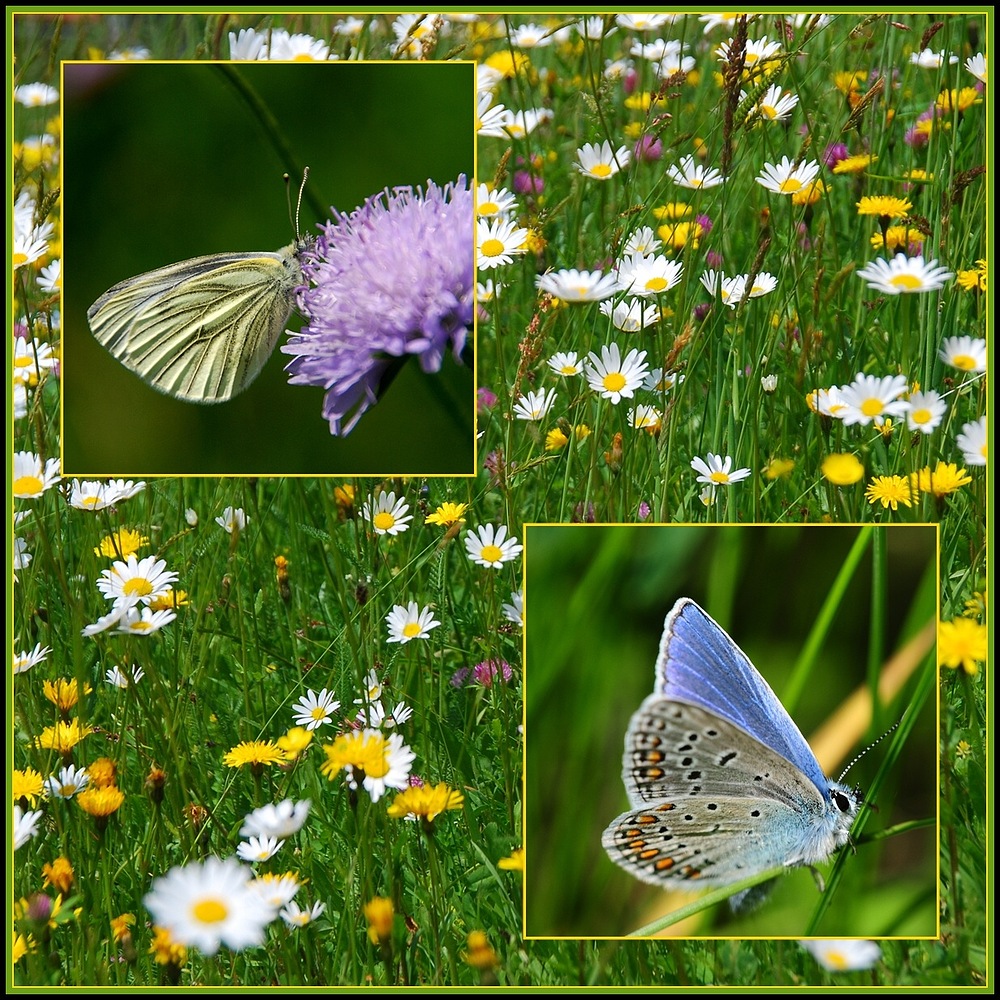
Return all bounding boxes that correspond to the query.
[283,168,310,243]
[837,718,901,782]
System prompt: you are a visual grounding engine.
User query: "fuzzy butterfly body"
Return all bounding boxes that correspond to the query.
[602,598,859,899]
[87,239,312,403]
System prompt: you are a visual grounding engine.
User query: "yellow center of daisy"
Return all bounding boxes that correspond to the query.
[779,177,803,193]
[480,544,503,563]
[130,621,152,632]
[373,512,396,530]
[688,178,703,188]
[123,578,153,598]
[479,201,499,215]
[402,622,422,638]
[889,274,923,290]
[912,408,932,425]
[481,239,504,257]
[310,706,327,721]
[761,105,777,118]
[13,252,28,266]
[14,475,43,495]
[603,373,627,392]
[980,443,988,458]
[193,898,228,925]
[952,354,976,370]
[861,399,885,417]
[644,277,668,293]
[15,356,32,368]
[59,783,76,796]
[825,951,849,970]
[709,471,730,484]
[591,163,612,178]
[292,53,315,61]
[560,365,576,374]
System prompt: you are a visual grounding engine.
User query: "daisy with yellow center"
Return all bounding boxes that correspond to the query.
[321,729,415,801]
[362,490,412,536]
[856,254,954,294]
[939,335,987,374]
[425,501,469,527]
[575,140,631,181]
[865,475,912,510]
[756,156,821,195]
[96,554,179,612]
[12,450,60,499]
[465,523,523,568]
[821,453,865,486]
[474,182,516,219]
[385,601,441,644]
[801,939,881,971]
[386,782,465,825]
[584,342,650,403]
[290,688,340,731]
[691,453,752,487]
[476,218,529,269]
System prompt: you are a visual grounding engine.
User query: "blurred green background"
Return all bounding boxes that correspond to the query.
[524,524,938,938]
[62,60,474,475]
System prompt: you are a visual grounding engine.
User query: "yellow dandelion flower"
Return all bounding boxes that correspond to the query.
[223,740,286,769]
[364,896,395,945]
[955,259,987,292]
[864,475,912,510]
[821,454,864,486]
[425,501,469,527]
[42,677,91,713]
[94,528,149,559]
[856,195,911,218]
[484,50,529,79]
[77,784,125,821]
[764,458,795,480]
[870,226,925,253]
[87,757,118,788]
[498,847,525,871]
[910,463,972,498]
[792,178,828,207]
[42,857,75,894]
[938,617,987,675]
[832,153,876,175]
[545,427,569,451]
[464,930,500,970]
[386,782,464,824]
[149,926,188,967]
[13,768,45,807]
[111,912,136,942]
[936,87,982,114]
[35,719,93,754]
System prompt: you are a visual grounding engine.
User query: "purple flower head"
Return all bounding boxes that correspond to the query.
[477,387,498,411]
[633,134,663,163]
[513,170,544,195]
[693,302,713,322]
[695,213,713,235]
[283,177,473,435]
[637,501,651,520]
[822,142,849,168]
[705,249,724,269]
[472,659,513,687]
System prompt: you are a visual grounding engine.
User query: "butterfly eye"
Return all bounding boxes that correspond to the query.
[832,789,854,813]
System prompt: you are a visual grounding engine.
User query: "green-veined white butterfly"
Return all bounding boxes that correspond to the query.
[87,170,313,404]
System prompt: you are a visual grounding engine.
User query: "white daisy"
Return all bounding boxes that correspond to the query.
[509,22,553,48]
[475,183,517,219]
[280,900,326,928]
[575,140,631,181]
[291,688,341,731]
[512,387,558,421]
[578,16,615,41]
[616,252,683,297]
[12,336,59,387]
[12,451,60,499]
[615,13,671,32]
[807,386,848,419]
[666,155,724,190]
[385,602,441,644]
[14,537,32,575]
[910,49,958,68]
[216,506,248,533]
[761,374,778,393]
[477,218,529,269]
[237,836,284,863]
[628,404,662,430]
[800,939,881,972]
[476,93,512,138]
[13,227,50,269]
[547,351,583,377]
[259,29,330,61]
[955,416,987,466]
[115,607,177,636]
[342,730,416,802]
[938,335,987,373]
[241,799,311,839]
[105,479,146,503]
[690,453,752,486]
[502,107,553,139]
[362,491,412,536]
[45,764,90,799]
[96,555,179,611]
[14,642,51,674]
[755,84,799,122]
[585,343,649,404]
[144,857,277,955]
[904,390,947,434]
[477,278,503,303]
[622,226,662,256]
[643,369,684,394]
[965,52,987,84]
[536,268,619,302]
[718,36,781,66]
[600,298,660,331]
[105,663,145,688]
[249,872,300,910]
[756,156,821,195]
[834,373,909,426]
[14,82,60,107]
[502,589,524,627]
[465,524,523,568]
[14,805,44,850]
[856,254,954,294]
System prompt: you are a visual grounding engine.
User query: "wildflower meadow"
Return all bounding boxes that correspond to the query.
[11,11,990,990]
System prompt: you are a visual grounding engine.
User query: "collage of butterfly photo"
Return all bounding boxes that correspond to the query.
[10,9,991,992]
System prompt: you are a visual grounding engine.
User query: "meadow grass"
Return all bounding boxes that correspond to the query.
[11,11,989,989]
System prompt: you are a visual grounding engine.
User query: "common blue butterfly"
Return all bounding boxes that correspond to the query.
[602,598,860,906]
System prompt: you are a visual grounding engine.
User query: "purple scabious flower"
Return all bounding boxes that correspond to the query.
[283,176,473,435]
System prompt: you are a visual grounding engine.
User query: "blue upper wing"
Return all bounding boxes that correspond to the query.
[654,598,829,795]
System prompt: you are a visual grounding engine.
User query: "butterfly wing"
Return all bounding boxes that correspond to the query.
[87,244,303,403]
[654,598,831,796]
[602,697,857,888]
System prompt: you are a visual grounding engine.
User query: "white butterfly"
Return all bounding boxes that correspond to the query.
[87,171,312,404]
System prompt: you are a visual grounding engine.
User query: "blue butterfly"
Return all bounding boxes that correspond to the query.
[602,598,860,907]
